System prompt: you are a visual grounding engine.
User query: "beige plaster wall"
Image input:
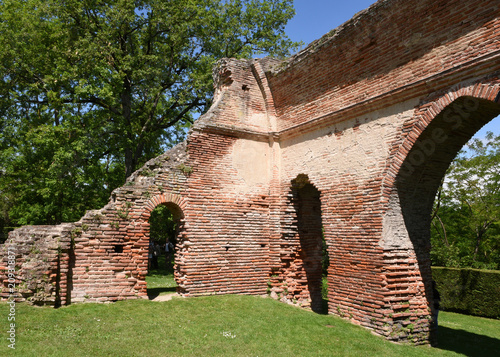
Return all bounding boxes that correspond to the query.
[280,99,419,190]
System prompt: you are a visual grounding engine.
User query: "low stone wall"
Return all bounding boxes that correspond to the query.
[0,224,74,306]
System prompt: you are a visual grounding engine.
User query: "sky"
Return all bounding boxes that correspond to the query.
[285,0,377,47]
[283,0,499,142]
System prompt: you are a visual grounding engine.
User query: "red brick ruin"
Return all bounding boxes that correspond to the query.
[2,0,500,345]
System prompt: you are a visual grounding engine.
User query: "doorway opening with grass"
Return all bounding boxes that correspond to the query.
[146,202,183,300]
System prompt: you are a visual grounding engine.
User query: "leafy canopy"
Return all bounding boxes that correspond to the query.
[431,132,500,269]
[0,0,299,231]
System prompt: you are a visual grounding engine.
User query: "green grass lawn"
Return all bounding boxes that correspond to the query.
[1,272,498,356]
[146,260,177,300]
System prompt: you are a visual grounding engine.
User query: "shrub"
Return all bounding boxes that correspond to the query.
[432,267,500,319]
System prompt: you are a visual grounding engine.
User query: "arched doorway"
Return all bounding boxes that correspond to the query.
[146,201,184,300]
[289,174,327,313]
[384,92,500,342]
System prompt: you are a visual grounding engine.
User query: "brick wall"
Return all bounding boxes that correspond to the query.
[278,102,404,336]
[181,130,273,296]
[268,0,500,132]
[1,0,499,346]
[0,224,74,306]
[69,143,191,302]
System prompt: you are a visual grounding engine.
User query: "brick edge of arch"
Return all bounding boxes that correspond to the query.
[140,193,187,220]
[381,79,500,196]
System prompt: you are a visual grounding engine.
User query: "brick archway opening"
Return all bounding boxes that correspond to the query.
[146,202,184,299]
[290,174,327,313]
[384,94,500,342]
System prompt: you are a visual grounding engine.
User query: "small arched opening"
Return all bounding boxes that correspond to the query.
[146,201,184,300]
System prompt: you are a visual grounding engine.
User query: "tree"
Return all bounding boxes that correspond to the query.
[431,132,500,269]
[0,0,299,227]
[149,205,177,246]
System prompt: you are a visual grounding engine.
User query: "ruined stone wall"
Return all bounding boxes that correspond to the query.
[0,143,191,304]
[0,57,281,303]
[263,0,500,343]
[69,143,191,302]
[0,224,74,306]
[275,79,500,343]
[1,0,499,347]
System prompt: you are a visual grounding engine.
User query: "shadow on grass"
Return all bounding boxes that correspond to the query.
[319,298,329,315]
[147,287,177,300]
[146,255,177,300]
[438,326,500,357]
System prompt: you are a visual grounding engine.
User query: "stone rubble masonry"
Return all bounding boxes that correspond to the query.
[1,0,500,345]
[0,224,74,306]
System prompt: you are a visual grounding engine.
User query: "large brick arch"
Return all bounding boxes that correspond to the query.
[383,80,500,190]
[379,80,500,343]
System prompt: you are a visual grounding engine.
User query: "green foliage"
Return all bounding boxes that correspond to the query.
[432,266,500,319]
[322,230,329,275]
[0,0,299,228]
[149,204,177,245]
[322,276,328,301]
[431,132,500,270]
[177,163,193,175]
[0,118,124,225]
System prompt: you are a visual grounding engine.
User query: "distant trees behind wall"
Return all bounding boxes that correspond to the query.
[0,0,300,241]
[149,205,177,246]
[431,131,500,270]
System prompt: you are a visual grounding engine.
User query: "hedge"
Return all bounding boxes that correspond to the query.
[432,267,500,319]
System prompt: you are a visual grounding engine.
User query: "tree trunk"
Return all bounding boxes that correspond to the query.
[473,232,482,262]
[124,148,136,179]
[432,215,449,247]
[472,224,489,262]
[124,141,145,179]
